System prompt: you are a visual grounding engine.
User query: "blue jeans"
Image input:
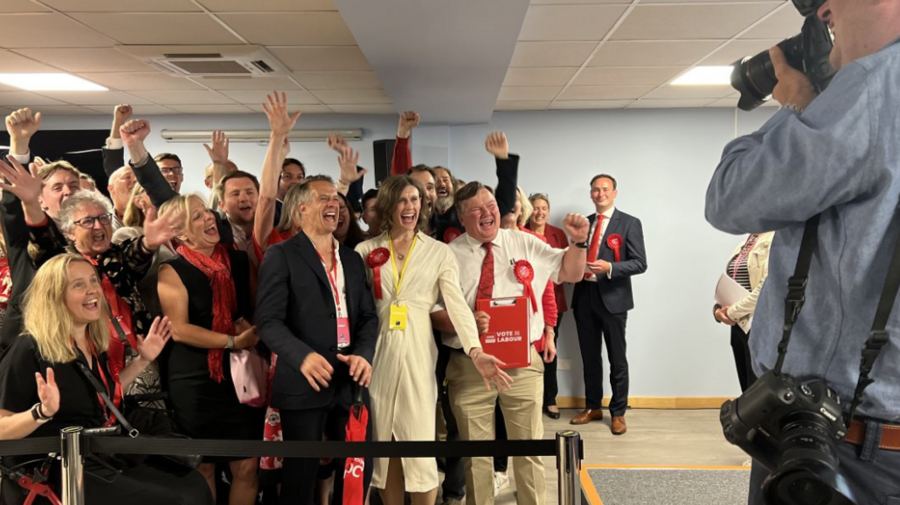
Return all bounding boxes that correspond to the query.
[748,419,900,505]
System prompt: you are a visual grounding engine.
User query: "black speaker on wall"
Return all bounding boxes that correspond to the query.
[372,139,395,187]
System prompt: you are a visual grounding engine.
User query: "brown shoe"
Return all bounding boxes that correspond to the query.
[570,409,604,425]
[611,416,627,435]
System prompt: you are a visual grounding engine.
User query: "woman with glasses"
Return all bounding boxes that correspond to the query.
[525,192,569,419]
[1,155,181,418]
[158,194,263,505]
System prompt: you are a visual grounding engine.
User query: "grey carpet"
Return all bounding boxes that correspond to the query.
[586,467,750,505]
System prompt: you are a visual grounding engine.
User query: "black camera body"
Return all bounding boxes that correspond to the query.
[721,370,857,504]
[731,4,836,111]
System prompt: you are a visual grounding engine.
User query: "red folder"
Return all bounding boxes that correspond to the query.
[475,296,531,369]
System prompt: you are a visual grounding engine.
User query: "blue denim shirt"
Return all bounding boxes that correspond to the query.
[706,36,900,422]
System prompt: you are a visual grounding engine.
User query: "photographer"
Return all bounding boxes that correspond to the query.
[705,1,900,503]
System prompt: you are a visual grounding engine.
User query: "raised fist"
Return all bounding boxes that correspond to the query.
[397,111,420,139]
[485,132,509,160]
[119,119,151,146]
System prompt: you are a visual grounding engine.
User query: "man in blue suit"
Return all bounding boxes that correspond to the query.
[570,174,647,435]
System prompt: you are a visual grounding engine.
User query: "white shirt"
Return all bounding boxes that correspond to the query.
[443,228,566,348]
[318,237,349,318]
[585,206,615,283]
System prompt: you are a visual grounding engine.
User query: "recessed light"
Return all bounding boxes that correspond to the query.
[0,73,107,91]
[671,66,734,86]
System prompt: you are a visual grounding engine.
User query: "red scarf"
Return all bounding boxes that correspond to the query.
[0,258,10,310]
[177,243,237,383]
[83,256,137,381]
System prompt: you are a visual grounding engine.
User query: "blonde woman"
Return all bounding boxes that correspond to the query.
[0,254,210,504]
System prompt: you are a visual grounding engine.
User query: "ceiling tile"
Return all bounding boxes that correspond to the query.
[740,6,804,39]
[530,0,631,3]
[0,0,51,13]
[292,71,382,90]
[311,89,390,105]
[328,104,395,114]
[610,4,782,40]
[192,76,301,90]
[197,0,337,11]
[0,92,66,106]
[26,105,103,115]
[510,42,597,68]
[627,98,715,108]
[69,13,242,45]
[503,67,578,87]
[519,5,629,41]
[498,86,561,101]
[40,0,201,12]
[494,101,551,111]
[559,85,654,100]
[589,41,725,67]
[77,72,206,91]
[217,13,356,46]
[31,91,151,106]
[701,39,781,65]
[642,84,735,99]
[246,104,334,114]
[166,104,255,114]
[84,104,177,115]
[13,48,154,73]
[572,66,684,86]
[0,50,57,72]
[268,47,371,71]
[549,100,632,109]
[128,90,236,104]
[0,14,113,48]
[220,89,320,105]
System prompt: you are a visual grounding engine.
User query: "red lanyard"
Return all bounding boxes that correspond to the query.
[316,244,342,313]
[74,336,122,427]
[732,234,759,280]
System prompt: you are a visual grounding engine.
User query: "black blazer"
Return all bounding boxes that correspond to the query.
[256,232,378,411]
[573,209,647,314]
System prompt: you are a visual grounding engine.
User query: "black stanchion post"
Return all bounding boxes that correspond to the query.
[556,430,582,505]
[61,426,85,505]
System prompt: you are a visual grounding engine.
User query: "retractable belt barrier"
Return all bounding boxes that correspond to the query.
[0,428,585,505]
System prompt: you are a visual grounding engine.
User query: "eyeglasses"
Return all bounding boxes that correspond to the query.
[160,167,183,176]
[73,213,113,229]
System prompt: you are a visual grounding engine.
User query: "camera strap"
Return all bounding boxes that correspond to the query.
[774,212,900,424]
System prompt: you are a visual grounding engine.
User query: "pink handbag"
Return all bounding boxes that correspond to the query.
[230,348,269,408]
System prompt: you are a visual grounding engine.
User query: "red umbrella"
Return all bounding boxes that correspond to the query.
[343,387,368,505]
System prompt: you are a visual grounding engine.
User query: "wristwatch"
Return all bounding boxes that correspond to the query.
[572,240,588,249]
[225,335,236,350]
[31,403,51,424]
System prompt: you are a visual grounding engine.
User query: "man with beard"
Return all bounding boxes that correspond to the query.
[217,171,261,261]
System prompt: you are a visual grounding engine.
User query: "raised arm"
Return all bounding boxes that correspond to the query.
[485,132,519,217]
[391,111,418,176]
[120,119,178,208]
[204,130,232,191]
[255,92,301,255]
[102,105,132,178]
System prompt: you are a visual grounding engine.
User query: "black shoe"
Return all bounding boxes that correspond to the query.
[544,406,561,420]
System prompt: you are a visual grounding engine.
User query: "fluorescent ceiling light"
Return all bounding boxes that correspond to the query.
[671,66,733,86]
[0,73,107,91]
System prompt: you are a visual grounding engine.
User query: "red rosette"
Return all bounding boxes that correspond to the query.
[607,234,623,262]
[443,226,462,244]
[514,260,538,313]
[366,247,390,299]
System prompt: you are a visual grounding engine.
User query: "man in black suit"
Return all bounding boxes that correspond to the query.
[570,174,647,435]
[256,175,379,505]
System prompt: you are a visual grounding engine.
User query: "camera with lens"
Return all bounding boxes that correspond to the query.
[731,0,835,111]
[720,370,856,504]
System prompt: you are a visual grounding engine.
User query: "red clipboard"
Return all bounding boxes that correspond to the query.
[475,296,530,369]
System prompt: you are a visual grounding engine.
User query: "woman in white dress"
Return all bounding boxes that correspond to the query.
[356,175,480,505]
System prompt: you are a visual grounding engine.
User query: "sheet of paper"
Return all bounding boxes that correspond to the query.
[715,274,751,306]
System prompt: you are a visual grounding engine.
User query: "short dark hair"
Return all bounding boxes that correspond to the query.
[590,174,617,189]
[282,158,305,177]
[433,166,454,180]
[218,170,260,201]
[362,188,379,208]
[454,181,494,217]
[407,164,436,180]
[154,153,181,165]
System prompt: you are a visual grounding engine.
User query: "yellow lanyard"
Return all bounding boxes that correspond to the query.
[389,235,418,301]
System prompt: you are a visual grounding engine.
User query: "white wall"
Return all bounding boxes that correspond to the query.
[41,106,777,399]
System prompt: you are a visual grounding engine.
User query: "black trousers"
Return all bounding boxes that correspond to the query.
[574,287,629,416]
[436,344,465,501]
[730,326,758,393]
[280,402,373,505]
[542,316,564,408]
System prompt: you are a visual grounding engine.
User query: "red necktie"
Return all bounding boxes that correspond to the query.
[477,242,494,300]
[584,214,605,280]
